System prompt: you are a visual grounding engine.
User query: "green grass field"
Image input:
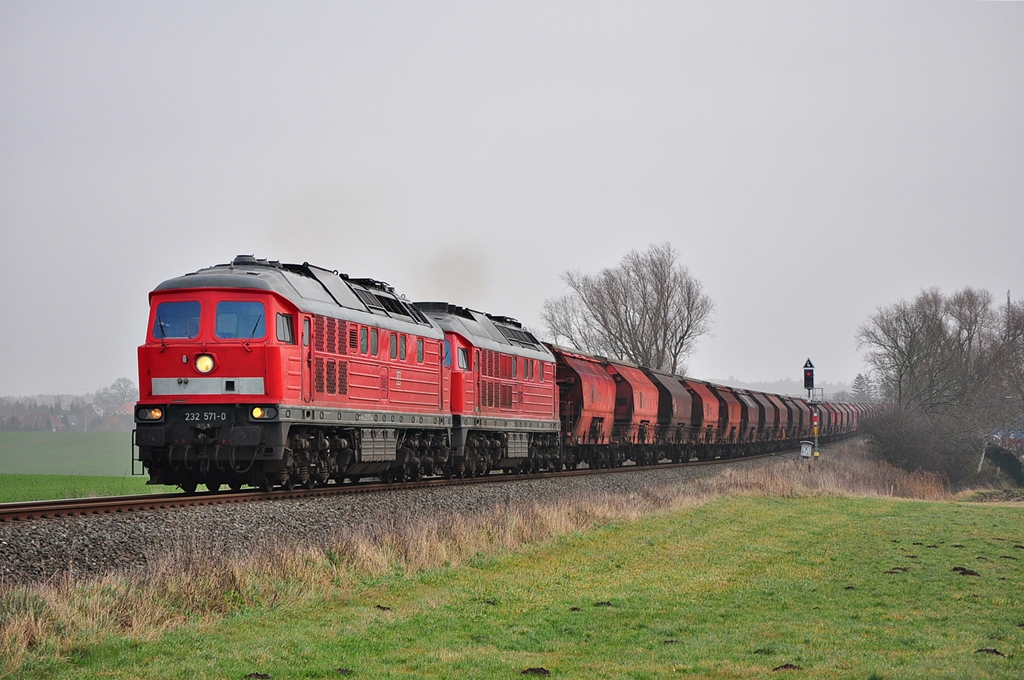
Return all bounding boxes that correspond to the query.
[0,432,134,476]
[0,432,178,501]
[13,495,1023,679]
[0,474,173,503]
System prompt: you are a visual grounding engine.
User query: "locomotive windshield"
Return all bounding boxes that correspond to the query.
[153,301,200,339]
[215,301,266,340]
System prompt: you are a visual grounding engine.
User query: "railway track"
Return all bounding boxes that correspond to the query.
[0,449,800,522]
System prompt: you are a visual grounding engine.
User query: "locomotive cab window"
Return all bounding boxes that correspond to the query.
[458,347,469,370]
[276,313,295,344]
[153,301,201,339]
[216,301,265,339]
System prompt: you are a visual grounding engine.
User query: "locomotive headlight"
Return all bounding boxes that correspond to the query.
[137,407,164,421]
[251,407,277,419]
[195,354,215,374]
[252,407,264,419]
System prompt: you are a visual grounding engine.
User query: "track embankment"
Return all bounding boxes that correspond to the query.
[0,452,797,585]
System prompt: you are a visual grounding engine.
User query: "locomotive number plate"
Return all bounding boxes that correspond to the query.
[183,411,228,422]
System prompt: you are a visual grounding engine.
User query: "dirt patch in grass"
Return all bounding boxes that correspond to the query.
[962,489,1024,503]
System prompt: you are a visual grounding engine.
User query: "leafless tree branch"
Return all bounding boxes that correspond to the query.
[857,288,1024,486]
[542,243,714,373]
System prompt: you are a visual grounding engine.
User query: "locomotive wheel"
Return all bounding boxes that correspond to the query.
[229,481,243,492]
[302,476,316,490]
[349,475,361,484]
[282,476,295,491]
[205,482,221,493]
[180,481,198,494]
[258,477,273,492]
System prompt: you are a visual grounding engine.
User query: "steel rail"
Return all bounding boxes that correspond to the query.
[0,447,806,522]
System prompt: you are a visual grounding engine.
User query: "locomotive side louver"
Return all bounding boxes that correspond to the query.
[337,361,348,394]
[315,317,326,352]
[315,357,325,393]
[327,360,337,395]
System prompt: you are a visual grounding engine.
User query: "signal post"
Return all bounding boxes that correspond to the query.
[803,359,819,459]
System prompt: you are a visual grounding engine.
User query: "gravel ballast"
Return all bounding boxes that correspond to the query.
[0,455,794,586]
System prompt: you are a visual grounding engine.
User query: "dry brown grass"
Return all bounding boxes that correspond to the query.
[0,440,948,676]
[697,440,950,501]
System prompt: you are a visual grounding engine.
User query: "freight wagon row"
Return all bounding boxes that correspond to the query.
[550,346,875,470]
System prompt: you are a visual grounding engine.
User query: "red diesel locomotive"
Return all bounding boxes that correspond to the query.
[134,256,559,491]
[134,256,870,491]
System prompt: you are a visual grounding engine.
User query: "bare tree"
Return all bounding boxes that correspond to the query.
[856,287,1024,486]
[95,378,139,413]
[542,243,714,373]
[996,297,1024,408]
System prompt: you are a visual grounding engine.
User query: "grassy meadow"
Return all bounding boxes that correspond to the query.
[3,442,1023,678]
[0,475,169,503]
[0,432,134,476]
[0,432,175,501]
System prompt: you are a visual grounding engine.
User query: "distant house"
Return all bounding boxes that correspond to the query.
[96,402,135,433]
[21,413,65,432]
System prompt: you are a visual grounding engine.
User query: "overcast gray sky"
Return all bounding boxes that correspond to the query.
[2,1,1022,396]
